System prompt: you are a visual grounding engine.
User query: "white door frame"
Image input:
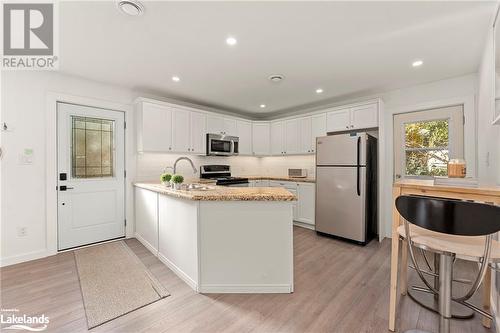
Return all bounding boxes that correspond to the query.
[46,92,133,256]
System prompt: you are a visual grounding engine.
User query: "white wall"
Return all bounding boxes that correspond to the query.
[0,71,137,265]
[477,23,500,185]
[0,68,483,265]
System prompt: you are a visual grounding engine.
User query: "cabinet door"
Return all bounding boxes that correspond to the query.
[252,122,270,155]
[236,120,252,155]
[224,118,238,136]
[172,108,191,153]
[139,102,172,152]
[270,121,284,155]
[297,183,315,225]
[350,104,378,130]
[298,116,312,154]
[311,114,326,153]
[326,109,350,133]
[135,188,159,253]
[284,119,299,154]
[190,112,206,154]
[206,115,225,134]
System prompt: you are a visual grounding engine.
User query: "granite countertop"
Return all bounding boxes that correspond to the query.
[246,176,316,183]
[134,182,297,201]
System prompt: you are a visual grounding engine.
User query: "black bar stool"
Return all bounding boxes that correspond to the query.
[395,195,500,333]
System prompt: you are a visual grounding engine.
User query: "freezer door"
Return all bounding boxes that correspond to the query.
[315,166,366,242]
[316,133,367,166]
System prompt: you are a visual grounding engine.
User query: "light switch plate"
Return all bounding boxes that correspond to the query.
[19,148,34,165]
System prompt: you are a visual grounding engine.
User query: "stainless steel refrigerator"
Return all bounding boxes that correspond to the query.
[315,132,377,244]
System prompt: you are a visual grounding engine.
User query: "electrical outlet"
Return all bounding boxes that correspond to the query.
[17,227,27,237]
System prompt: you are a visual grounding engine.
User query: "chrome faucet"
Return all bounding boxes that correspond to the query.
[173,157,197,175]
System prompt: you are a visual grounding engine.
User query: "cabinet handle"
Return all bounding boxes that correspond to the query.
[169,147,172,150]
[345,126,349,129]
[350,125,354,128]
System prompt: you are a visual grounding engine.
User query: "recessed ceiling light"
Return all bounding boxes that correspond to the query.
[268,74,284,83]
[412,60,423,67]
[260,104,266,108]
[226,37,237,46]
[172,76,180,82]
[316,88,324,94]
[117,0,144,16]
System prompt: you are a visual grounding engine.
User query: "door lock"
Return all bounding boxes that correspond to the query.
[59,186,74,191]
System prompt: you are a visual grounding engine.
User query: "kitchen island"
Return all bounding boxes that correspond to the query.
[134,182,296,293]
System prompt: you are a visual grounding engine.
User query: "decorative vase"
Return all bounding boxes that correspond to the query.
[173,182,182,190]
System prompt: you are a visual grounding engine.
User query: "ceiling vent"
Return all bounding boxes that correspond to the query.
[117,0,144,16]
[268,74,285,83]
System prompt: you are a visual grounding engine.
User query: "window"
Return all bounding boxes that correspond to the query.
[394,106,464,179]
[404,119,449,176]
[71,116,115,178]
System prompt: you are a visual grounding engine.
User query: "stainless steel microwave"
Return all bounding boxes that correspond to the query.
[206,133,239,156]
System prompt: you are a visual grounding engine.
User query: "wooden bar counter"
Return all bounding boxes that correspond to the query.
[389,179,500,331]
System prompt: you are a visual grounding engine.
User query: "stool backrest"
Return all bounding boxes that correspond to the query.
[395,195,500,236]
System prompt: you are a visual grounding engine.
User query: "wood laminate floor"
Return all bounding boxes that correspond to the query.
[0,227,492,332]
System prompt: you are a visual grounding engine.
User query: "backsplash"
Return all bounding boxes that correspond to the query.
[136,154,315,181]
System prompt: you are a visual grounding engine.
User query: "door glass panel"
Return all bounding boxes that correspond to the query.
[404,119,449,177]
[71,116,115,178]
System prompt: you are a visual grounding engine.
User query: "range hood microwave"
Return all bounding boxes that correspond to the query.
[206,133,239,156]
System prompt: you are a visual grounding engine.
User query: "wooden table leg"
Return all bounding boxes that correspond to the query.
[389,187,402,332]
[400,239,408,296]
[482,267,492,328]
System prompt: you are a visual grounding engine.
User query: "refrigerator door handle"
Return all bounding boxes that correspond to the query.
[356,136,361,196]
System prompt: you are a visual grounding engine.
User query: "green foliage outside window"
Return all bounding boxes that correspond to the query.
[404,120,449,177]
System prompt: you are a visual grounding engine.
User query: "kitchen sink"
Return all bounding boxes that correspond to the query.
[182,183,215,191]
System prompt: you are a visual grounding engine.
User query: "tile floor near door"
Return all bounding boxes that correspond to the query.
[0,227,491,333]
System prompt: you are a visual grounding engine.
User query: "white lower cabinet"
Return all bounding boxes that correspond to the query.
[135,188,159,253]
[269,181,315,228]
[296,183,315,225]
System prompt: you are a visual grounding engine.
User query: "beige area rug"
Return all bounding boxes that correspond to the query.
[74,241,169,329]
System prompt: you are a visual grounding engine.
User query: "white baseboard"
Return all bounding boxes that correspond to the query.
[157,253,199,291]
[0,249,51,267]
[134,233,158,256]
[293,221,315,230]
[199,284,293,294]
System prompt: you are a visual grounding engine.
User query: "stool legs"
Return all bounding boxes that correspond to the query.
[438,254,453,333]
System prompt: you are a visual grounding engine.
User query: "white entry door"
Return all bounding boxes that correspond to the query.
[57,102,125,250]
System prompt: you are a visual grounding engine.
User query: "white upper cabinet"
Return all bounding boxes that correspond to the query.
[172,108,191,152]
[206,115,225,134]
[350,104,378,130]
[326,108,351,132]
[326,103,378,133]
[284,119,299,154]
[224,118,238,136]
[137,102,173,152]
[190,112,206,154]
[252,122,271,155]
[270,121,284,155]
[236,120,252,155]
[136,98,377,155]
[206,115,238,135]
[311,114,326,153]
[298,117,312,154]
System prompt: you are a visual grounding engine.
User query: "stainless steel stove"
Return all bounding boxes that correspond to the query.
[200,165,249,187]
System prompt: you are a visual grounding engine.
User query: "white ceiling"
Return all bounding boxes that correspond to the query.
[60,1,496,117]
